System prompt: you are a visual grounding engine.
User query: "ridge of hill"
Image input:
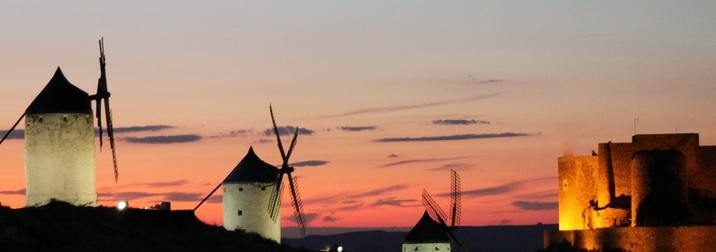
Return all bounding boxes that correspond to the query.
[0,201,309,252]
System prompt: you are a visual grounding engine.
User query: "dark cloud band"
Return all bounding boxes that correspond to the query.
[432,119,490,125]
[317,93,499,119]
[381,156,474,168]
[1,124,175,141]
[263,126,314,136]
[512,201,558,210]
[111,125,175,133]
[437,176,556,198]
[338,126,377,132]
[375,132,531,142]
[290,160,330,167]
[123,134,202,144]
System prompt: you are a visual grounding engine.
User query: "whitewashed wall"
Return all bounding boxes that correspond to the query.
[24,113,96,206]
[223,182,280,243]
[402,242,451,252]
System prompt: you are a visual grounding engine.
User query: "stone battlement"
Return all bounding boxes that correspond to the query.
[546,133,716,251]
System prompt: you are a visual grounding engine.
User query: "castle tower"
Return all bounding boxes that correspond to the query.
[402,211,451,252]
[223,147,281,243]
[24,67,96,206]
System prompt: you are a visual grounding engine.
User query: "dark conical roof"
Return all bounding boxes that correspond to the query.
[404,211,450,243]
[26,67,91,115]
[223,147,279,183]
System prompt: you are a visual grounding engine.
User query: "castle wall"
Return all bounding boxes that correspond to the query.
[597,143,634,204]
[545,225,716,252]
[551,134,716,250]
[630,150,688,226]
[632,134,700,190]
[223,182,280,243]
[559,134,713,231]
[697,146,716,193]
[24,113,96,206]
[558,156,598,230]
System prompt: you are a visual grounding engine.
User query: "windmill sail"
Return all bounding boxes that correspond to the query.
[288,174,306,235]
[265,105,308,236]
[268,128,298,219]
[422,189,448,223]
[193,179,224,211]
[92,37,119,182]
[269,177,285,222]
[0,113,25,145]
[422,189,466,252]
[450,169,462,227]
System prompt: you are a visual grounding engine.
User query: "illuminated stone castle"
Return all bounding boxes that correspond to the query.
[545,133,716,251]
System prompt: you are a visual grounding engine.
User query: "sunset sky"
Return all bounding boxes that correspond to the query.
[1,1,715,229]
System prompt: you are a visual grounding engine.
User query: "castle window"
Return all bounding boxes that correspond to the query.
[414,247,418,251]
[435,247,439,250]
[239,187,243,191]
[261,186,266,191]
[238,210,242,216]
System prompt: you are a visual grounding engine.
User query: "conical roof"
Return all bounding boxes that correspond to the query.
[26,67,91,115]
[223,147,279,183]
[404,211,450,243]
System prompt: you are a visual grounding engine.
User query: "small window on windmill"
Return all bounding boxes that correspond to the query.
[238,210,243,216]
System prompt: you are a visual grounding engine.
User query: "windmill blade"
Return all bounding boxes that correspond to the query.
[423,189,465,251]
[450,169,462,227]
[267,172,285,219]
[284,128,299,161]
[268,175,286,222]
[269,105,287,162]
[194,181,223,211]
[287,172,307,235]
[422,189,448,224]
[96,97,103,150]
[104,98,119,182]
[96,38,107,150]
[94,37,118,182]
[0,113,25,145]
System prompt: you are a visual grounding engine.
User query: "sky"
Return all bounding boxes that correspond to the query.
[1,1,715,229]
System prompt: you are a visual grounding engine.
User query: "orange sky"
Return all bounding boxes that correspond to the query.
[1,1,716,229]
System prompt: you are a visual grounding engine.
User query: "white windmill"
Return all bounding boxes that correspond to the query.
[0,38,120,206]
[403,169,464,252]
[194,105,307,243]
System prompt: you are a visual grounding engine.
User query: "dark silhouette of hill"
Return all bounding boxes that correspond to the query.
[0,201,310,252]
[283,224,557,252]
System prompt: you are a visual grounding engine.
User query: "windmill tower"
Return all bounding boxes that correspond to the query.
[403,169,464,252]
[0,38,120,206]
[222,147,281,242]
[194,105,307,243]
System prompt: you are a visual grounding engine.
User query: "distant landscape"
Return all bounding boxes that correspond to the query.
[283,224,557,252]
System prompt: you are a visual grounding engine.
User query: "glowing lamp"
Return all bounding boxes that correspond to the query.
[337,246,343,252]
[117,200,128,210]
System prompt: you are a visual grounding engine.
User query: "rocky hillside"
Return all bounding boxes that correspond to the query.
[0,201,310,252]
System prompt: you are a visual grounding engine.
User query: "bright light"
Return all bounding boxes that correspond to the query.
[117,200,128,210]
[337,246,343,252]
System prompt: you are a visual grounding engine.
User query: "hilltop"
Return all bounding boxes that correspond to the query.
[0,201,310,252]
[283,224,557,252]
